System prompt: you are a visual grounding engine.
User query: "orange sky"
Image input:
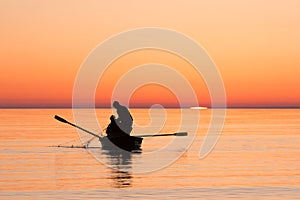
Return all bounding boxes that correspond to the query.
[0,1,299,107]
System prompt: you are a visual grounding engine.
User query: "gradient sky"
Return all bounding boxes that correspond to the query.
[0,0,299,107]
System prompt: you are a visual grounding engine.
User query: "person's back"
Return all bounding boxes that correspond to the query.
[106,101,133,136]
[116,104,133,128]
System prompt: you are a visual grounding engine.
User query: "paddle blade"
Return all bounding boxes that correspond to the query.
[54,115,68,123]
[175,132,188,136]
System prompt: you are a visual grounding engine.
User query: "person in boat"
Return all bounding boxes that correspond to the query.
[106,101,133,137]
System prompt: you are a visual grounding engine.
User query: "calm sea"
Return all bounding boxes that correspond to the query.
[0,108,299,199]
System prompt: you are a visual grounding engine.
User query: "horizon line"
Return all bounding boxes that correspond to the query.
[0,106,299,109]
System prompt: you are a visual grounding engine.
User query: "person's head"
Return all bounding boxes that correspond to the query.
[113,101,120,108]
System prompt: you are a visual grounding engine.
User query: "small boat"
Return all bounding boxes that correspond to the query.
[54,115,143,152]
[104,116,143,151]
[99,136,143,152]
[54,115,186,152]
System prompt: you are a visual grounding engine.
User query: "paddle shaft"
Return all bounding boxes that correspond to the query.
[54,115,101,139]
[137,132,187,138]
[55,115,187,139]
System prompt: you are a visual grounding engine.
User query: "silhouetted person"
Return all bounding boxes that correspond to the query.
[106,101,133,137]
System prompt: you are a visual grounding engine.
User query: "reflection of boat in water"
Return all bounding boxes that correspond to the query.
[100,144,133,188]
[110,170,132,188]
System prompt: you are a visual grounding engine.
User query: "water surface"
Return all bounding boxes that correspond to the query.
[0,109,299,199]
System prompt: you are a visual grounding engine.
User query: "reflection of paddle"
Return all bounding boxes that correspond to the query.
[54,115,101,139]
[136,132,188,138]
